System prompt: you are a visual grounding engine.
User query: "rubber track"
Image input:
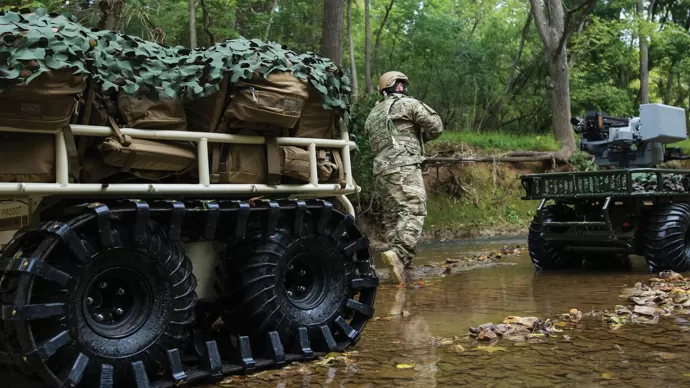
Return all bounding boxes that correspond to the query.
[0,198,378,388]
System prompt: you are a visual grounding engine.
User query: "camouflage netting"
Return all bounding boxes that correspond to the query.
[0,8,351,113]
[632,173,690,193]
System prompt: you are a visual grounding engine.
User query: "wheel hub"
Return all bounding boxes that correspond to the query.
[82,267,152,339]
[283,253,328,310]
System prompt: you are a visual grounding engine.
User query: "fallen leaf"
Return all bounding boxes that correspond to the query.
[396,362,416,369]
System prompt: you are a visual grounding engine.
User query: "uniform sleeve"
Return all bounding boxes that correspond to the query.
[412,100,443,141]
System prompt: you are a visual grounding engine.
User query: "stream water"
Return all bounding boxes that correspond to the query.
[221,237,690,387]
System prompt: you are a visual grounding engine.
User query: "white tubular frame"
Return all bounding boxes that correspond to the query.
[0,119,359,217]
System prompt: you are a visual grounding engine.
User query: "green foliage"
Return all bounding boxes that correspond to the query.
[430,131,560,153]
[350,93,381,204]
[568,151,597,172]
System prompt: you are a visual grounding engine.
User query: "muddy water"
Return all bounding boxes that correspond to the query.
[224,238,690,387]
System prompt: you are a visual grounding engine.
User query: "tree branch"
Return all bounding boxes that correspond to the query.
[529,0,553,51]
[554,0,597,59]
[263,0,278,40]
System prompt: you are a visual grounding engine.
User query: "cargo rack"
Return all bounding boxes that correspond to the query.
[520,168,690,200]
[0,119,359,216]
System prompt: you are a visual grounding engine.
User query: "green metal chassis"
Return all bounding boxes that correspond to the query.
[520,168,690,255]
[520,168,690,200]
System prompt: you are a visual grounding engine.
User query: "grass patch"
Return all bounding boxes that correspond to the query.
[430,131,560,153]
[674,138,690,155]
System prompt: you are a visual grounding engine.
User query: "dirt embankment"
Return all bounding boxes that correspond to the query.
[355,158,559,249]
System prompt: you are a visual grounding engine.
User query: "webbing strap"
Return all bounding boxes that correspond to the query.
[332,150,346,187]
[107,116,131,146]
[266,137,281,185]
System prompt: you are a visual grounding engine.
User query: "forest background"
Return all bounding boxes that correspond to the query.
[2,0,688,241]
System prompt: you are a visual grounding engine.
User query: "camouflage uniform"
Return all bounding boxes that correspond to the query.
[364,93,443,268]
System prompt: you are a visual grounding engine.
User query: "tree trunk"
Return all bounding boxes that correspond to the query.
[638,0,649,104]
[264,0,279,40]
[97,0,125,31]
[321,0,345,66]
[529,0,595,161]
[200,0,214,45]
[347,0,359,98]
[548,47,576,158]
[364,0,373,93]
[189,0,197,49]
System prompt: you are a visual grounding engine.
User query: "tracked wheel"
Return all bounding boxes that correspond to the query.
[527,205,582,270]
[216,200,378,359]
[0,202,197,387]
[643,202,690,273]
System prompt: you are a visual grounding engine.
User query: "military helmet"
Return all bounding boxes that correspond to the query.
[378,71,408,92]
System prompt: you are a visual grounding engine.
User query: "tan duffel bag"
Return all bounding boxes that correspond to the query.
[281,146,311,182]
[292,86,338,139]
[210,143,267,184]
[0,67,87,182]
[224,70,309,132]
[83,117,196,181]
[279,146,346,186]
[117,88,188,131]
[0,133,55,182]
[0,67,86,133]
[184,76,230,132]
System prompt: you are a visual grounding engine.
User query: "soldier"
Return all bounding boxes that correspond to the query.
[364,71,444,284]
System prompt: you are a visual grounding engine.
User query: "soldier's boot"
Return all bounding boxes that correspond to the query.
[381,250,406,284]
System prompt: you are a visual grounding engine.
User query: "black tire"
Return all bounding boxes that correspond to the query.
[643,202,690,273]
[216,201,377,356]
[0,204,197,387]
[527,206,582,270]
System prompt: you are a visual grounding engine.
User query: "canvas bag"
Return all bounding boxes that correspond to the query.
[209,143,267,184]
[278,146,346,185]
[280,146,311,182]
[292,86,338,139]
[224,70,309,131]
[0,67,86,132]
[0,67,86,182]
[93,116,196,177]
[0,133,55,182]
[184,76,230,132]
[117,87,187,131]
[317,149,346,186]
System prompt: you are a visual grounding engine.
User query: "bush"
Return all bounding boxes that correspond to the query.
[349,94,382,207]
